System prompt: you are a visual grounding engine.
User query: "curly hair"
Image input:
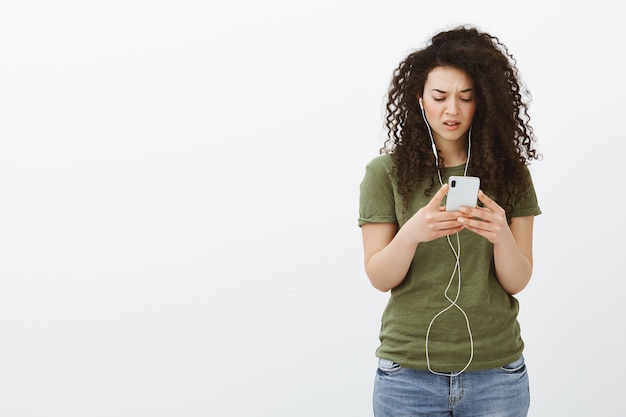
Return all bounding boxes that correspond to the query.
[381,25,540,221]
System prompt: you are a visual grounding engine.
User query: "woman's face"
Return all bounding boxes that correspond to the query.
[420,66,476,148]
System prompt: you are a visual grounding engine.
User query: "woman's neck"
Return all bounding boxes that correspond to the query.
[433,135,469,167]
[438,146,469,167]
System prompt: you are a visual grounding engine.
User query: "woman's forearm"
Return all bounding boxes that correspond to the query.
[365,229,419,292]
[493,237,533,295]
[492,216,535,295]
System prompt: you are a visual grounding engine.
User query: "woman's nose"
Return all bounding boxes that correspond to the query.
[445,100,459,115]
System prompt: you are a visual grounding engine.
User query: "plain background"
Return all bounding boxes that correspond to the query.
[1,0,623,416]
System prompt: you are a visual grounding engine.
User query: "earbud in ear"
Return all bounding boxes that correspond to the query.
[419,97,424,110]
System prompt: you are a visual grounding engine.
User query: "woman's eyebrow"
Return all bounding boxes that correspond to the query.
[430,88,474,93]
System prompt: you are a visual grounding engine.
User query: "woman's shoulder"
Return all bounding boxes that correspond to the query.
[365,153,394,171]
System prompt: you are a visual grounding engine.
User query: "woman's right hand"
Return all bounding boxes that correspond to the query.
[400,183,464,245]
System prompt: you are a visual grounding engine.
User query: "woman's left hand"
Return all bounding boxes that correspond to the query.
[456,190,512,245]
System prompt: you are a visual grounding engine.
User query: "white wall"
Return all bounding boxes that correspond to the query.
[0,1,622,416]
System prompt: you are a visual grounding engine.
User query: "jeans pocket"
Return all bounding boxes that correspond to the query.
[499,355,526,374]
[377,358,402,376]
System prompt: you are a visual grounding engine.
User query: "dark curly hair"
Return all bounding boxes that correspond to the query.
[381,25,540,221]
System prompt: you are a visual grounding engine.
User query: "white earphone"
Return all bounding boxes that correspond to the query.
[419,94,475,376]
[419,97,441,166]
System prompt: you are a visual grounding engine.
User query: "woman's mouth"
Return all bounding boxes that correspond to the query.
[443,121,460,130]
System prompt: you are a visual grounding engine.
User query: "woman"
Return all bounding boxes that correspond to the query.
[358,25,541,416]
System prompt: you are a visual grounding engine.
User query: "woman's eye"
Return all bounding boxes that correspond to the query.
[433,97,445,102]
[460,97,473,102]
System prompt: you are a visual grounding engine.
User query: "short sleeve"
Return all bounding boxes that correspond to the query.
[510,166,542,218]
[358,155,398,227]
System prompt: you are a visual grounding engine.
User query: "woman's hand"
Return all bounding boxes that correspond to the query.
[455,190,511,244]
[402,183,465,245]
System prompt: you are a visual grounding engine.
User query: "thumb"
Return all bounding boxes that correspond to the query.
[428,183,449,208]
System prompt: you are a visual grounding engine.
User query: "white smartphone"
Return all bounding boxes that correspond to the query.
[445,176,480,211]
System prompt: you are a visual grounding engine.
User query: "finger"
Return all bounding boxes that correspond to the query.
[460,204,489,220]
[436,223,465,238]
[477,190,497,209]
[429,183,449,208]
[442,226,465,237]
[477,190,507,218]
[457,216,491,234]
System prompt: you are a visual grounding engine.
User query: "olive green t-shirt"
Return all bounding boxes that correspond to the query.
[358,154,541,372]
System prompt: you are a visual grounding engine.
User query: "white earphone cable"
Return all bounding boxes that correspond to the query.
[420,101,474,375]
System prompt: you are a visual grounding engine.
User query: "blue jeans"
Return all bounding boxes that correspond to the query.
[373,356,530,417]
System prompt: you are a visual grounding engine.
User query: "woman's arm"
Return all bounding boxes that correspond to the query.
[362,184,464,292]
[361,223,412,292]
[492,215,534,294]
[457,190,534,295]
